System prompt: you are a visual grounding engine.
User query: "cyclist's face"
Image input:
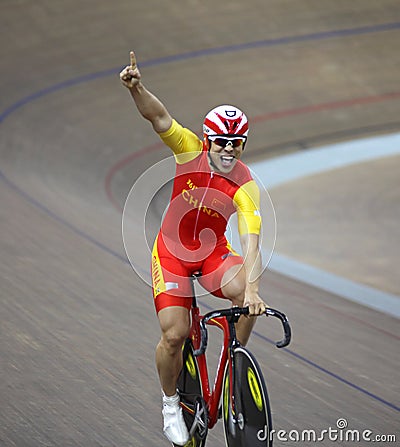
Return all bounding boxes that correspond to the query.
[208,139,244,173]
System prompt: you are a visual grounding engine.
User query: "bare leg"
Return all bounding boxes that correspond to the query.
[156,306,190,395]
[235,313,256,346]
[220,264,255,346]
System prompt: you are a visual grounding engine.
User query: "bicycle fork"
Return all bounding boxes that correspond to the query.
[226,313,243,429]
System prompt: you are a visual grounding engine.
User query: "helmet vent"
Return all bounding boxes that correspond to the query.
[203,104,249,147]
[224,119,238,133]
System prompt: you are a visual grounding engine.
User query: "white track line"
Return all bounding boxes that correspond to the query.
[250,132,400,318]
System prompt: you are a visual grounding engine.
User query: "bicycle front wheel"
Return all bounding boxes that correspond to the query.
[223,346,273,447]
[176,339,208,447]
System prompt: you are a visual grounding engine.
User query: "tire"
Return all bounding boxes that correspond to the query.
[222,346,273,447]
[176,339,208,447]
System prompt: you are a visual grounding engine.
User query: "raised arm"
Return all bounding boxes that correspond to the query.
[120,51,172,133]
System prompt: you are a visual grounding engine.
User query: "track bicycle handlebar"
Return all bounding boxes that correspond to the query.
[193,307,291,357]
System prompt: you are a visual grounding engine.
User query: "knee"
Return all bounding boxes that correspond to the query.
[228,286,246,307]
[161,326,190,353]
[221,267,246,305]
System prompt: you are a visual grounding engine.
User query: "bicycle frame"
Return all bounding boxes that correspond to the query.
[188,294,238,428]
[184,274,291,432]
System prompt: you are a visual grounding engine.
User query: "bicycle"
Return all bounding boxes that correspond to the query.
[176,273,292,447]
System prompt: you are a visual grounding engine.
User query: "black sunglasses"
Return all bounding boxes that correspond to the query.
[209,136,246,148]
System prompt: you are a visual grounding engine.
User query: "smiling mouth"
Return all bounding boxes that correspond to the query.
[220,155,235,167]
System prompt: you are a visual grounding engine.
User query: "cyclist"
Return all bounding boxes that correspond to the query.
[120,51,267,446]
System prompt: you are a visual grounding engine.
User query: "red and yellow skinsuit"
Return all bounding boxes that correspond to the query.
[152,120,261,312]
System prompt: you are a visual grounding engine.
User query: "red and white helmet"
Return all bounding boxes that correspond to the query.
[203,105,249,148]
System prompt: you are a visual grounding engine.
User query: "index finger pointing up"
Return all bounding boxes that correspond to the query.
[130,51,137,69]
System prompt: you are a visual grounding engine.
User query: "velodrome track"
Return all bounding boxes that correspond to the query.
[1,2,399,446]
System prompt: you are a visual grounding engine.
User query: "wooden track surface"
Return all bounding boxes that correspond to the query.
[1,1,399,446]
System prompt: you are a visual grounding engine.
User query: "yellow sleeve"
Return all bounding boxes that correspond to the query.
[233,180,262,235]
[158,119,202,164]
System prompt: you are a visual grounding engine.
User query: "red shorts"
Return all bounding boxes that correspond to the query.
[151,233,243,313]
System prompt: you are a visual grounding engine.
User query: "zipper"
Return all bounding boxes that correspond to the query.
[193,171,214,241]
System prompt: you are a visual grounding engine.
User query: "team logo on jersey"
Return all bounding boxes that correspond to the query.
[211,198,226,211]
[181,189,220,218]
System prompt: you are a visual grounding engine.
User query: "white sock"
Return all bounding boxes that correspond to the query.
[162,391,180,406]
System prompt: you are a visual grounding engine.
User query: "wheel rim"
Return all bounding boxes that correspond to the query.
[222,347,272,446]
[177,340,208,447]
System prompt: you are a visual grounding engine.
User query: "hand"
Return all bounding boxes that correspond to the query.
[244,292,268,316]
[120,51,141,89]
